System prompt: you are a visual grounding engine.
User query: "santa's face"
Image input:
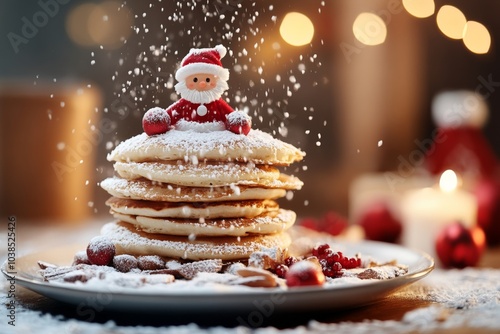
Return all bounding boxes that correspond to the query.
[175,72,229,104]
[186,73,217,91]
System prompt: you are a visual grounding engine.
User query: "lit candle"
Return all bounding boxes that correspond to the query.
[400,170,477,260]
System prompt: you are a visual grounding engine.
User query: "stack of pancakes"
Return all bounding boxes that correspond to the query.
[100,126,305,261]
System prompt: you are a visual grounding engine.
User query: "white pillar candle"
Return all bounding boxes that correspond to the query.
[401,170,477,260]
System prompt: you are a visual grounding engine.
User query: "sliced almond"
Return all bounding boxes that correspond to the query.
[236,267,278,287]
[177,259,223,280]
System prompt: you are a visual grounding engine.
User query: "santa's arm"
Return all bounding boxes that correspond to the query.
[217,98,234,116]
[165,99,184,124]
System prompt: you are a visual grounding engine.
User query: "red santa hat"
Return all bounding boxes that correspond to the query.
[175,44,229,83]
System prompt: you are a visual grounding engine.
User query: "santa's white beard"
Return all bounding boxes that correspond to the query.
[174,79,229,104]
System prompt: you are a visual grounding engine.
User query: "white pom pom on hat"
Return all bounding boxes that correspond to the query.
[432,90,489,128]
[175,44,230,82]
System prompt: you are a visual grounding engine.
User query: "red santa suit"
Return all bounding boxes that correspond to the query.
[166,98,234,125]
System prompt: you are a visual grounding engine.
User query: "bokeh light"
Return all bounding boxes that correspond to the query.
[66,3,97,47]
[352,13,387,46]
[279,12,315,46]
[463,21,491,54]
[402,0,435,18]
[436,5,466,40]
[66,1,133,49]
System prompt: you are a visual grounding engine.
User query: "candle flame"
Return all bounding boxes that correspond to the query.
[439,169,457,192]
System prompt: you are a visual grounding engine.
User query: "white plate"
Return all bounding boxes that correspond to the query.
[2,240,433,313]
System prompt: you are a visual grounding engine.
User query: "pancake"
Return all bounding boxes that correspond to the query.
[101,221,292,260]
[100,176,301,202]
[107,129,305,166]
[114,161,280,187]
[106,197,280,219]
[110,209,296,237]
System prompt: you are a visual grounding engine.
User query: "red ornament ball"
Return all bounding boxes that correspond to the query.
[435,222,486,268]
[86,236,116,266]
[142,107,171,136]
[358,201,402,243]
[226,111,252,135]
[285,260,325,287]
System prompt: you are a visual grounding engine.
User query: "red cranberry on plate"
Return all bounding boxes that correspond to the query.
[285,260,325,287]
[86,236,116,266]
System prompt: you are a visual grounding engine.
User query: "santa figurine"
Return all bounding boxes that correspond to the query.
[142,44,252,136]
[425,90,497,179]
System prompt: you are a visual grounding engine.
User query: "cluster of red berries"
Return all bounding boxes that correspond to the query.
[273,244,362,280]
[312,244,362,277]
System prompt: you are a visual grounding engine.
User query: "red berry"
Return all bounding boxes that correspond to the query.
[86,236,115,266]
[274,264,289,278]
[113,254,138,272]
[348,258,358,269]
[285,261,325,287]
[284,256,299,267]
[323,267,335,277]
[332,252,341,263]
[142,107,171,136]
[312,244,330,257]
[332,262,342,273]
[226,111,252,135]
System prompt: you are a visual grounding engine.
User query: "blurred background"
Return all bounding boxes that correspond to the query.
[1,0,499,225]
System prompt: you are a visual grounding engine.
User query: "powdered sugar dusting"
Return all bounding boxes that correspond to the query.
[99,177,292,202]
[107,128,305,165]
[101,222,291,260]
[226,110,251,125]
[114,161,279,187]
[87,236,115,255]
[142,107,169,123]
[175,120,226,132]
